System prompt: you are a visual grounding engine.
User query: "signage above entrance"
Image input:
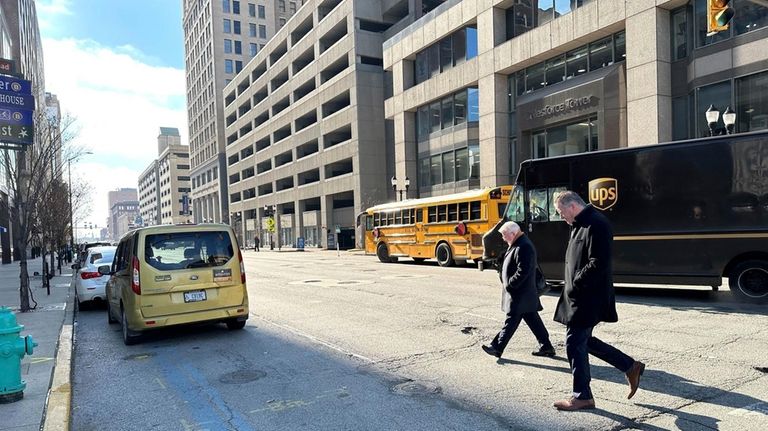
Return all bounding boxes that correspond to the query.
[528,96,594,121]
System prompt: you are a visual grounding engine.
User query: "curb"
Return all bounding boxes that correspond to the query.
[41,282,74,431]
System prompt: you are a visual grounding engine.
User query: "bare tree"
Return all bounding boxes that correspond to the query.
[0,110,90,311]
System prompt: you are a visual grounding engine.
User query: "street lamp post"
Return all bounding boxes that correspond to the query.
[722,106,736,135]
[705,104,720,136]
[390,176,410,201]
[67,152,92,260]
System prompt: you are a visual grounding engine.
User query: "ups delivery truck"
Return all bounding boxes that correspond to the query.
[483,130,768,304]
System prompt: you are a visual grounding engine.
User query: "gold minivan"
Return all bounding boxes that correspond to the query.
[101,224,249,345]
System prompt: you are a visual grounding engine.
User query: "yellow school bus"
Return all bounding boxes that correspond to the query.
[358,187,512,267]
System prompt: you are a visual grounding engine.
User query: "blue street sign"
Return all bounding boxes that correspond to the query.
[0,108,33,126]
[0,76,32,94]
[0,124,34,145]
[0,92,34,110]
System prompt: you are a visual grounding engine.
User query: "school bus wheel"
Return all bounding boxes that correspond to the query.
[376,243,397,263]
[728,259,768,303]
[436,243,455,267]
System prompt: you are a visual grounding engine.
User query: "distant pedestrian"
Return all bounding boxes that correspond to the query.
[552,191,645,411]
[253,236,260,252]
[481,221,556,360]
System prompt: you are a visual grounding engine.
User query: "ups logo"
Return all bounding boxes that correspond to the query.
[589,178,618,210]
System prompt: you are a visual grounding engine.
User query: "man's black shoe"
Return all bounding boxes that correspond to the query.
[481,344,502,358]
[531,345,556,357]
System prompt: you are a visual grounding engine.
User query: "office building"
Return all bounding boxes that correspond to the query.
[138,128,193,226]
[383,0,768,194]
[182,0,300,227]
[107,188,138,239]
[223,0,445,248]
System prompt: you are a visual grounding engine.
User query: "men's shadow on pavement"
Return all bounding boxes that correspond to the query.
[494,357,766,430]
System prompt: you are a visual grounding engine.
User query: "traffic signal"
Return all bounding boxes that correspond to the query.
[707,0,734,35]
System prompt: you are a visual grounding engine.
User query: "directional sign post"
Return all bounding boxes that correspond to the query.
[0,75,34,147]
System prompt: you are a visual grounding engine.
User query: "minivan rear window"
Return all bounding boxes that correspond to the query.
[144,231,234,270]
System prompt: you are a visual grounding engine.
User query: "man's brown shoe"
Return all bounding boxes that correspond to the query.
[553,397,596,411]
[626,361,646,399]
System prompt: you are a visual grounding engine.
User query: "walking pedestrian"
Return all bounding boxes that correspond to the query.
[552,191,645,411]
[481,221,556,359]
[253,236,260,252]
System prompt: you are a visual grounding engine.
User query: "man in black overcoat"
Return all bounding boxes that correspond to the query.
[552,191,645,411]
[481,221,555,359]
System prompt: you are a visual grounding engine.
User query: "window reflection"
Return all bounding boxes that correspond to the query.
[736,71,768,133]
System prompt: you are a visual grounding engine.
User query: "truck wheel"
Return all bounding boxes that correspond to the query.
[728,260,768,303]
[376,243,397,263]
[436,243,454,267]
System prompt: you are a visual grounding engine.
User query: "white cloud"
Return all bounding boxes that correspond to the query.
[36,0,73,30]
[43,37,188,233]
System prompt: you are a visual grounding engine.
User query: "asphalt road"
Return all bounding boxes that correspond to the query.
[71,250,768,430]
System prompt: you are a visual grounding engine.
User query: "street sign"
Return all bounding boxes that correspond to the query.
[0,124,33,145]
[0,59,15,75]
[0,75,32,94]
[334,224,341,234]
[0,108,33,125]
[265,217,276,233]
[0,93,35,110]
[181,195,189,214]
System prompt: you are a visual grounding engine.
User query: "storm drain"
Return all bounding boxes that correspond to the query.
[219,369,267,384]
[391,380,441,396]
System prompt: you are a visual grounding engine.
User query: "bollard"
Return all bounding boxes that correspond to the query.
[0,307,37,403]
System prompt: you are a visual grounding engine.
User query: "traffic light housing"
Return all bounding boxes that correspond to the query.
[707,0,734,35]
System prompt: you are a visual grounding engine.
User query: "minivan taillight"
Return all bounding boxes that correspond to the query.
[238,249,246,284]
[131,256,141,295]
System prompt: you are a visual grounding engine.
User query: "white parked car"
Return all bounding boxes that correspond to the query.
[74,246,116,306]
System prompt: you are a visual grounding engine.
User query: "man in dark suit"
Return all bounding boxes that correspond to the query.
[552,191,645,411]
[482,221,555,359]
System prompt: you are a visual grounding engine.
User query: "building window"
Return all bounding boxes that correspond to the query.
[234,40,242,54]
[233,20,241,34]
[258,4,266,18]
[430,154,441,185]
[259,24,267,38]
[442,151,455,183]
[695,0,729,47]
[736,71,768,133]
[279,0,285,12]
[232,0,240,14]
[279,17,286,26]
[248,3,256,16]
[671,7,688,61]
[467,88,479,122]
[735,0,768,35]
[225,59,234,73]
[290,1,296,13]
[222,0,230,13]
[532,117,598,158]
[224,39,232,53]
[249,23,257,37]
[589,36,613,72]
[413,26,478,85]
[250,43,258,57]
[235,60,243,73]
[223,19,232,33]
[696,80,732,137]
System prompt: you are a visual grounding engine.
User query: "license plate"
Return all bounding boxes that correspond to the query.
[184,290,207,303]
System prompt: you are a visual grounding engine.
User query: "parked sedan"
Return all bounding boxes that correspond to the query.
[74,246,116,307]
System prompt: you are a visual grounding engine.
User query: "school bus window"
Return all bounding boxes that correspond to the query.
[549,187,567,221]
[459,202,469,220]
[506,187,525,222]
[403,209,410,224]
[388,211,396,225]
[529,188,549,222]
[428,206,437,223]
[497,203,506,219]
[366,215,373,230]
[438,205,448,222]
[395,210,402,225]
[470,201,481,220]
[416,208,423,223]
[448,204,458,221]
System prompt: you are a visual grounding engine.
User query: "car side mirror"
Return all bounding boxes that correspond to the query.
[71,263,80,270]
[97,265,112,276]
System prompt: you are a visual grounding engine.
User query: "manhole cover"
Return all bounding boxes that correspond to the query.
[219,369,267,384]
[123,353,155,361]
[391,380,441,396]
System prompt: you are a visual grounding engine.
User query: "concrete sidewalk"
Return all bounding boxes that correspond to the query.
[0,256,74,431]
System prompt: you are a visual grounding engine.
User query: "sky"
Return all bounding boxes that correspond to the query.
[37,0,188,239]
